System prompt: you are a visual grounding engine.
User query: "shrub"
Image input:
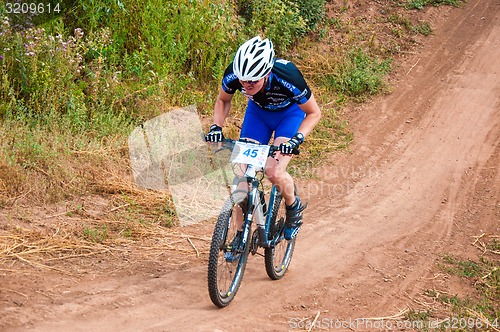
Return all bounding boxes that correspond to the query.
[245,0,307,54]
[63,0,239,82]
[237,0,326,53]
[0,18,118,121]
[404,0,463,10]
[293,0,326,31]
[321,48,392,99]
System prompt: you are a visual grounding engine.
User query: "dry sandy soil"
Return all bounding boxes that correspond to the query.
[1,0,499,331]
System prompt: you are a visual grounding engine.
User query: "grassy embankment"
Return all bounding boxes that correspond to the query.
[1,0,474,264]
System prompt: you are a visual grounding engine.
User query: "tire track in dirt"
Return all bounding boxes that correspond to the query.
[297,0,499,319]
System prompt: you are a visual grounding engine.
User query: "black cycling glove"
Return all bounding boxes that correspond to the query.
[279,133,304,155]
[205,124,224,143]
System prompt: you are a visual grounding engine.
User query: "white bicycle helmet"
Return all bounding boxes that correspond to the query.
[233,36,275,81]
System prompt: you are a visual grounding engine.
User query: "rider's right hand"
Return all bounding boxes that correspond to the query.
[205,124,224,142]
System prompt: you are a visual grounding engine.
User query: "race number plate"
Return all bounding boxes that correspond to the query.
[230,142,270,168]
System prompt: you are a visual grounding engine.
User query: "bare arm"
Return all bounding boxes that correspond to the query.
[297,94,322,137]
[213,88,234,126]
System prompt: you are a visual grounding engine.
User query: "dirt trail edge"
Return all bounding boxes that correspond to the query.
[2,0,499,331]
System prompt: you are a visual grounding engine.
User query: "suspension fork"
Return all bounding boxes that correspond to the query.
[240,178,259,249]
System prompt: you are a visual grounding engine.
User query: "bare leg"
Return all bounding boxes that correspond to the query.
[233,167,248,232]
[231,138,262,232]
[264,137,296,206]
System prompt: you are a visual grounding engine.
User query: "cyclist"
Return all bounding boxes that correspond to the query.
[206,36,321,242]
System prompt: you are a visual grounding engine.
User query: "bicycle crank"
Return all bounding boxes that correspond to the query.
[250,229,263,256]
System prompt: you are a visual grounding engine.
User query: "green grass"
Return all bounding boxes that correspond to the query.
[83,224,109,243]
[387,14,433,36]
[412,247,500,331]
[305,45,392,104]
[404,0,463,10]
[0,104,133,205]
[441,254,484,277]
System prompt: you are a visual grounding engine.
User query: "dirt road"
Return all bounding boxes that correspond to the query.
[2,0,499,331]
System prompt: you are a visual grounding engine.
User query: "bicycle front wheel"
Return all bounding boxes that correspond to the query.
[207,191,251,307]
[264,192,296,280]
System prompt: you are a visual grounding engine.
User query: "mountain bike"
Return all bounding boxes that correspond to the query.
[207,139,300,308]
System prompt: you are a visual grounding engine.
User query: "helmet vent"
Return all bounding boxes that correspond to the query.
[232,36,275,81]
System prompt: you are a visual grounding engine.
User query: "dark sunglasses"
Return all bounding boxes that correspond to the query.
[240,79,260,85]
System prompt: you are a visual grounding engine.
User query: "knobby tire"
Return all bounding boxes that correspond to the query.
[207,192,251,307]
[264,191,296,280]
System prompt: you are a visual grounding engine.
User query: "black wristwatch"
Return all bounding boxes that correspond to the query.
[295,132,305,144]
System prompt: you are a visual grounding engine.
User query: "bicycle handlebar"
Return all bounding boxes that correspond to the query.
[215,138,300,157]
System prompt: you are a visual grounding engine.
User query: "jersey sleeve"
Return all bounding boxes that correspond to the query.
[273,59,312,105]
[221,63,242,94]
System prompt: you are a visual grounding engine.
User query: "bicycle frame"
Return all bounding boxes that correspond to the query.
[234,167,281,250]
[218,138,296,250]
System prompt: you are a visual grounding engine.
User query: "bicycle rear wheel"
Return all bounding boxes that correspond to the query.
[264,191,296,280]
[207,191,251,307]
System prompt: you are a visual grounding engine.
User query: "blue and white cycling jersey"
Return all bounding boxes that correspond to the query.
[221,59,312,112]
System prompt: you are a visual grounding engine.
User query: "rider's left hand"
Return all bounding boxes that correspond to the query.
[279,133,304,155]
